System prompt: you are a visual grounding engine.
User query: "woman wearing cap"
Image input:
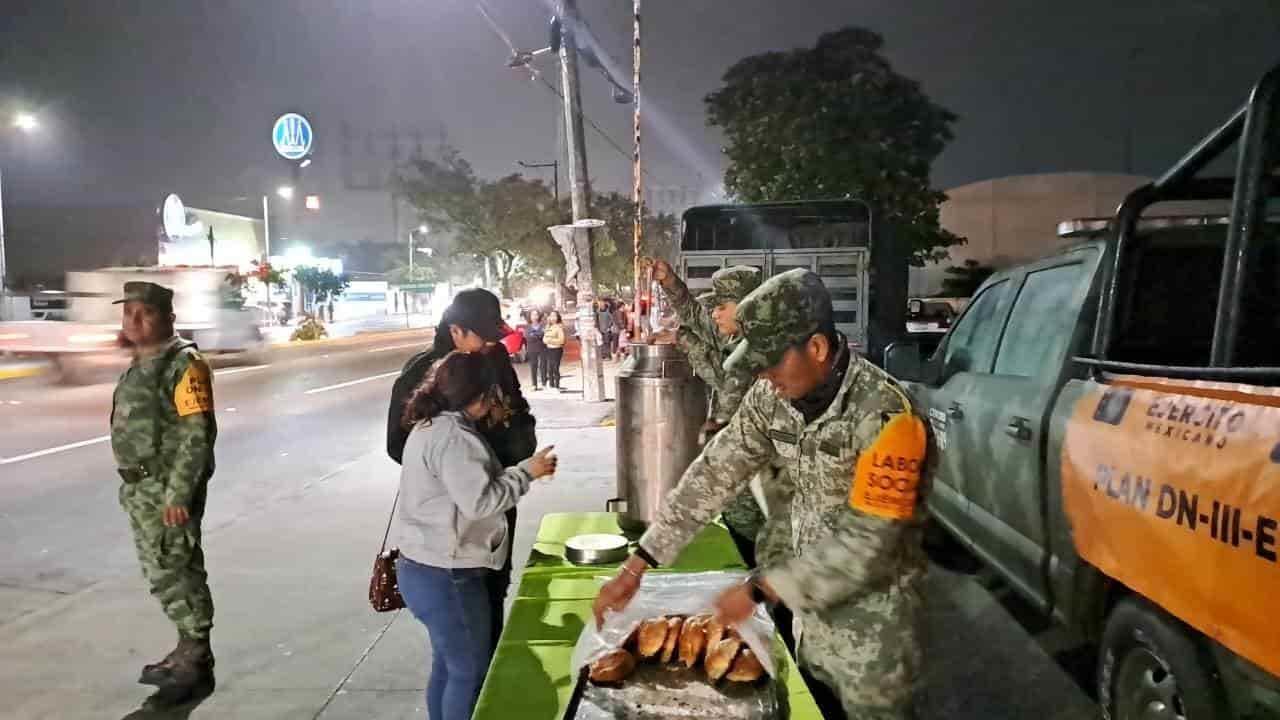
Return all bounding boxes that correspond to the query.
[394,351,557,720]
[387,288,539,648]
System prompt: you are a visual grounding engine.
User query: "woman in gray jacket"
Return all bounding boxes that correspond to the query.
[394,351,557,720]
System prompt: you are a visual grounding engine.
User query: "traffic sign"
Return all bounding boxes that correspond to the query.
[272,113,313,161]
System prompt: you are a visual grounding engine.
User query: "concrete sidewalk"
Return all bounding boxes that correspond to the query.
[0,389,618,720]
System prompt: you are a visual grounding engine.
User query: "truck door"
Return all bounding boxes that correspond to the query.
[938,254,1096,610]
[921,278,1015,547]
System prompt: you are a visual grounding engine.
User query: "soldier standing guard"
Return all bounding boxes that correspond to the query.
[595,269,932,720]
[645,258,767,566]
[111,281,218,707]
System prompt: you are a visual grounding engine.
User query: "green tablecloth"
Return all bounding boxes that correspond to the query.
[473,512,824,719]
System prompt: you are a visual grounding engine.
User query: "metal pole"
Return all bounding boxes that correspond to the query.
[631,0,643,341]
[261,195,272,326]
[559,0,604,401]
[0,167,7,321]
[407,230,414,328]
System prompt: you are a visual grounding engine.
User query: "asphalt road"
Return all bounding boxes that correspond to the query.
[0,332,433,611]
[0,334,1100,719]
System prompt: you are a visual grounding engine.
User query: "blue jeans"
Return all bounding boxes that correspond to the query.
[397,557,495,720]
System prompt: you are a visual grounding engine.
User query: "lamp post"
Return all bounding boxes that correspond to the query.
[0,112,40,320]
[259,185,295,325]
[406,224,428,327]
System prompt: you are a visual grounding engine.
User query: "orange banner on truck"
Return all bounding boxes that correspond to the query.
[1062,376,1280,677]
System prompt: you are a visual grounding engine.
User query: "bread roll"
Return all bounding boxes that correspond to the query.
[704,617,726,653]
[725,647,765,683]
[636,617,669,658]
[678,615,710,668]
[589,649,637,684]
[704,637,742,681]
[659,616,684,663]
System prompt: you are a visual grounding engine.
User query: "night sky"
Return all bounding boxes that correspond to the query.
[1,0,1278,259]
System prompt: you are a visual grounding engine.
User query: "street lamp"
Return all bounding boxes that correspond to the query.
[1,112,41,320]
[408,224,429,280]
[12,113,38,133]
[405,225,430,328]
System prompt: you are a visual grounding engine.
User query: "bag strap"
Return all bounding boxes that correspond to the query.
[379,488,400,553]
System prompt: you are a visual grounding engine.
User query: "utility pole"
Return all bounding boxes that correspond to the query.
[558,0,605,401]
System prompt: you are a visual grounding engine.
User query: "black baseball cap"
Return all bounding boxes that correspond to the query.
[442,288,506,342]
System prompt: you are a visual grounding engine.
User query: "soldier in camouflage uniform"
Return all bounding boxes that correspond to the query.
[596,269,931,720]
[111,282,218,705]
[647,258,767,566]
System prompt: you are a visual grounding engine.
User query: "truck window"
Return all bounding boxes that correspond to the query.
[1110,223,1279,368]
[993,263,1085,377]
[940,280,1008,374]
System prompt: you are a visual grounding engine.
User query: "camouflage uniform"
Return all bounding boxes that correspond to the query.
[663,267,767,552]
[113,329,217,642]
[639,269,930,719]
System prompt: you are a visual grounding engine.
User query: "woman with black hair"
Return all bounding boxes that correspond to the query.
[386,288,539,650]
[394,351,557,720]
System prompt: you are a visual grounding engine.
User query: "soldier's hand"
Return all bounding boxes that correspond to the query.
[163,505,190,527]
[593,556,645,628]
[647,258,675,287]
[713,577,776,626]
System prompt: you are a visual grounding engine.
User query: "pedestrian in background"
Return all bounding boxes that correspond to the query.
[543,311,566,390]
[595,299,616,360]
[395,351,558,720]
[523,309,547,391]
[612,302,628,354]
[387,288,538,648]
[111,281,218,709]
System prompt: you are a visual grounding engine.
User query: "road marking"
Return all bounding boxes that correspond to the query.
[367,342,423,353]
[303,371,400,395]
[215,364,271,377]
[0,435,110,466]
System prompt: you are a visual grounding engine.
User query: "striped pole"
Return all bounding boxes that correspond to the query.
[631,0,644,339]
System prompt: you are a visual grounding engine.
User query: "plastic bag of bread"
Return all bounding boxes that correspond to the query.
[569,571,777,681]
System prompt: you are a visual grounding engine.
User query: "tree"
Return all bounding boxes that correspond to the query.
[939,259,995,298]
[705,27,963,264]
[398,147,561,297]
[292,267,350,313]
[589,192,679,293]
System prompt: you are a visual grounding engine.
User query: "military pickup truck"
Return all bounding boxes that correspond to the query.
[887,64,1280,719]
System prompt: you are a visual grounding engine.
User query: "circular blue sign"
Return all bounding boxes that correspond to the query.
[272,113,313,161]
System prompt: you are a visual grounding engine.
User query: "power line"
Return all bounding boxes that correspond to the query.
[469,0,666,186]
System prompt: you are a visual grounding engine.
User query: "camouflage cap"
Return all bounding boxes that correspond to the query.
[723,268,832,375]
[112,281,174,313]
[695,265,763,307]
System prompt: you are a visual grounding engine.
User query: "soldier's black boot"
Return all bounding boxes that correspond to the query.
[139,633,183,685]
[139,634,213,686]
[141,638,215,710]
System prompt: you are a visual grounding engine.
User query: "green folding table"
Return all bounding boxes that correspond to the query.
[472,512,824,719]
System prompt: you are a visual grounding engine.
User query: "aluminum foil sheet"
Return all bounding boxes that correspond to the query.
[569,663,786,720]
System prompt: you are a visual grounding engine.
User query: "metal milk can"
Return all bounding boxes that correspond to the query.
[613,343,708,530]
